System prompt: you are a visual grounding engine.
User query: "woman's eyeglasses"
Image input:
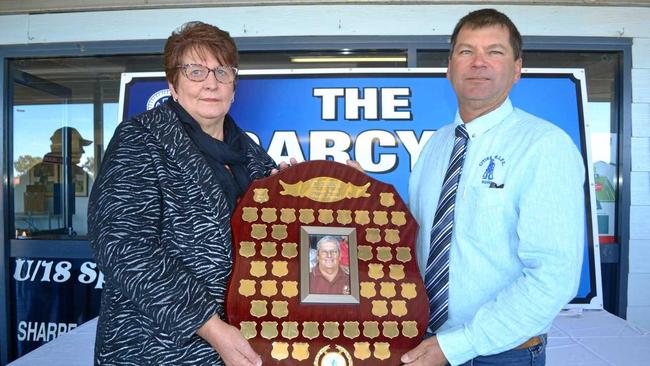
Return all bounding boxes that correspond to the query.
[178,64,238,83]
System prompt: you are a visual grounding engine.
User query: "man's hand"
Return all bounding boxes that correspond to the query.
[197,315,262,366]
[270,157,298,175]
[345,159,364,173]
[401,336,448,366]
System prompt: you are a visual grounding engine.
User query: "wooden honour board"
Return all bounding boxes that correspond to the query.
[227,160,428,365]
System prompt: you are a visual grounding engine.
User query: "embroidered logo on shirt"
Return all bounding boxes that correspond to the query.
[479,155,506,185]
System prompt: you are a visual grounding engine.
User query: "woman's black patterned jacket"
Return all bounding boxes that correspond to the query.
[88,103,276,365]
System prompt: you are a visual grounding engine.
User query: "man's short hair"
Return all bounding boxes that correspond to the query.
[449,8,522,60]
[316,236,341,252]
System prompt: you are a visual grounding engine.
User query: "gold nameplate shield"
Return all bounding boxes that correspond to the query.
[271,300,289,318]
[354,342,371,360]
[271,224,288,240]
[250,261,267,277]
[374,342,391,360]
[355,210,370,225]
[271,261,289,277]
[368,263,384,279]
[396,247,412,262]
[376,246,392,262]
[271,342,289,360]
[242,207,258,222]
[281,242,298,258]
[251,224,267,240]
[401,283,417,299]
[280,208,296,223]
[281,321,299,339]
[391,300,408,317]
[371,300,389,317]
[360,282,376,298]
[260,280,278,297]
[239,241,255,258]
[261,207,277,223]
[261,321,278,340]
[292,343,309,361]
[382,321,399,339]
[389,264,405,280]
[302,322,319,339]
[391,211,407,226]
[373,211,389,226]
[362,321,380,339]
[299,209,315,224]
[357,245,373,261]
[365,228,381,243]
[379,192,395,207]
[323,321,340,339]
[260,241,277,258]
[402,321,419,338]
[250,300,267,318]
[252,188,269,203]
[240,321,257,339]
[238,279,256,297]
[336,210,352,224]
[317,209,334,224]
[343,321,360,339]
[384,229,400,244]
[281,281,299,298]
[380,282,397,298]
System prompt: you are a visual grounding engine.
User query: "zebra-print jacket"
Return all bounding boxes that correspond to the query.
[88,102,276,365]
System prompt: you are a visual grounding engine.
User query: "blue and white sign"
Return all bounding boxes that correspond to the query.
[118,68,602,308]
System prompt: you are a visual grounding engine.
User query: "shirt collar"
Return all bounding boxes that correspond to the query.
[453,98,514,140]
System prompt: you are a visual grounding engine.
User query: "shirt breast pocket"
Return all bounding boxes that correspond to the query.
[457,186,508,244]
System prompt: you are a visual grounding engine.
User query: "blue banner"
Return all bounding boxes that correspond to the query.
[119,68,601,307]
[11,257,103,357]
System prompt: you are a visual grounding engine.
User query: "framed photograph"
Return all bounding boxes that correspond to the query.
[300,226,359,304]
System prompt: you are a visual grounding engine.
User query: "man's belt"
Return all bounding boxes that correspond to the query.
[515,334,545,350]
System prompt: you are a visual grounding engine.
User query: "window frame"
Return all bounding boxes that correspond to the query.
[0,35,633,364]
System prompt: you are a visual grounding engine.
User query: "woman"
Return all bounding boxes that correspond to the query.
[89,21,275,365]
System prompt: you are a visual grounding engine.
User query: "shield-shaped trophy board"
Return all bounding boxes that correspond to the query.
[227,160,428,365]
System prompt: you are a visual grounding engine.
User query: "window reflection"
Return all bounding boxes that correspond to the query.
[12,104,94,238]
[8,51,406,240]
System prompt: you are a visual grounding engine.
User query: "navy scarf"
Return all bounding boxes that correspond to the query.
[168,99,250,212]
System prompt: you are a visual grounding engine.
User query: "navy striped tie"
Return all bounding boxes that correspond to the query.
[425,124,470,332]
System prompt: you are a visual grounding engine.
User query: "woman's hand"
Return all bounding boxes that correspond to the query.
[197,315,262,366]
[270,157,298,175]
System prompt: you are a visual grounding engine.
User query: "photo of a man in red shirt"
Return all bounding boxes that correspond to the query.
[309,236,350,295]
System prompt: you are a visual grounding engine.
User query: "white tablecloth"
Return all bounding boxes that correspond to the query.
[9,310,650,365]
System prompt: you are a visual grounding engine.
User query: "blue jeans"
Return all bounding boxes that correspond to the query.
[458,335,547,366]
[424,332,547,366]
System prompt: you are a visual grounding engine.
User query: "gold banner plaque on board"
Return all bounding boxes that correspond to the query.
[279,177,371,203]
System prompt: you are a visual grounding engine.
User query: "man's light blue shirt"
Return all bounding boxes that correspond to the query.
[409,99,585,365]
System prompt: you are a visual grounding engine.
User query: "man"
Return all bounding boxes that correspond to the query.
[309,236,350,295]
[22,127,93,235]
[402,9,584,366]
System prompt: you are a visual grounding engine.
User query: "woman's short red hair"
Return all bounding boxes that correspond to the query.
[164,21,239,88]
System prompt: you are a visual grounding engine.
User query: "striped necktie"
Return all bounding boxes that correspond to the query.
[425,124,470,332]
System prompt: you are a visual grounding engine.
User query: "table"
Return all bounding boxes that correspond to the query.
[9,310,650,365]
[547,309,650,365]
